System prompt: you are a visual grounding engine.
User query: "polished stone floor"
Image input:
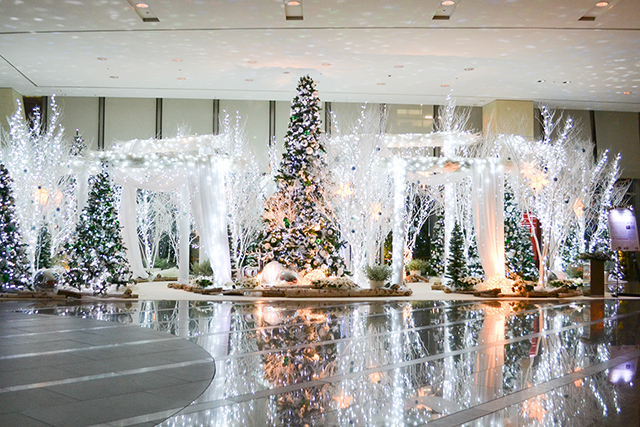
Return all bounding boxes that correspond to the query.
[1,298,639,427]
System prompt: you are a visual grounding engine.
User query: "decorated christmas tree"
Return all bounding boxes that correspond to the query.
[35,225,52,270]
[0,163,31,290]
[62,171,133,294]
[445,221,468,288]
[261,76,345,275]
[504,190,538,281]
[429,210,445,276]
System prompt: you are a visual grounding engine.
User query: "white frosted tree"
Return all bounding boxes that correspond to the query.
[327,104,393,284]
[1,96,75,273]
[504,107,622,285]
[220,113,272,275]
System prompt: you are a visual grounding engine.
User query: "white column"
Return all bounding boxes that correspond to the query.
[391,158,406,287]
[178,184,191,284]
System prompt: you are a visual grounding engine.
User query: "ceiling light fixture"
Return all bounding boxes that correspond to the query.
[377,82,386,85]
[579,0,614,21]
[433,0,458,20]
[464,67,474,71]
[322,63,331,66]
[284,0,303,20]
[441,84,449,87]
[245,79,254,82]
[173,58,182,62]
[110,76,118,79]
[127,0,160,22]
[394,65,403,68]
[177,77,186,80]
[248,60,257,64]
[538,79,545,83]
[97,57,107,61]
[623,91,631,94]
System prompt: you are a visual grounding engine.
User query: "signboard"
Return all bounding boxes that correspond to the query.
[608,208,640,252]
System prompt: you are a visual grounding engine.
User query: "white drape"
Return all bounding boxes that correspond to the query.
[472,160,505,280]
[106,155,231,285]
[187,157,232,286]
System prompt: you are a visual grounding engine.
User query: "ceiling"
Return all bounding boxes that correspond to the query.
[0,0,639,111]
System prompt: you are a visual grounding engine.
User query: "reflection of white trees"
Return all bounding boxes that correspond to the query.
[135,300,629,427]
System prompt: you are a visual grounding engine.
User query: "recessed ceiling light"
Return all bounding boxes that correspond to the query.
[283,71,290,74]
[595,1,609,7]
[441,84,449,87]
[322,63,331,66]
[563,81,571,84]
[173,58,182,62]
[623,91,631,94]
[97,57,107,61]
[177,77,186,80]
[538,79,545,83]
[248,60,257,64]
[286,0,300,5]
[464,67,474,71]
[135,2,149,8]
[110,76,118,79]
[245,79,254,82]
[394,65,403,68]
[377,82,386,85]
[441,0,455,5]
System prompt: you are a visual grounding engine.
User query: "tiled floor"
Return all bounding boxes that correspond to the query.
[1,298,639,427]
[0,301,215,427]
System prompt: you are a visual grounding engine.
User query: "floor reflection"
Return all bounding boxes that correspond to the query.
[22,299,640,426]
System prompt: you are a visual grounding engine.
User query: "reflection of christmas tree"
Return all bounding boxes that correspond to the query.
[62,172,133,295]
[262,76,345,275]
[446,222,468,287]
[257,306,339,425]
[504,190,538,281]
[0,163,31,290]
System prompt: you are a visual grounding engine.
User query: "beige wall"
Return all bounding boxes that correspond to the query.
[57,97,100,151]
[0,88,23,136]
[595,111,640,180]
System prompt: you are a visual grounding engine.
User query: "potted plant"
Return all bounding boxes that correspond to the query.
[363,264,392,290]
[578,251,612,297]
[406,259,429,277]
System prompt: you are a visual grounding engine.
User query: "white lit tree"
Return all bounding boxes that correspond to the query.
[326,103,393,283]
[1,96,75,273]
[262,76,345,275]
[505,107,622,285]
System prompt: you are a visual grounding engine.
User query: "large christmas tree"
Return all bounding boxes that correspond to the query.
[62,171,133,295]
[262,76,345,275]
[0,163,31,291]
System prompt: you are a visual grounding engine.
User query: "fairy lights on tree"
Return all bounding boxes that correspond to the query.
[505,107,621,285]
[1,95,75,274]
[261,76,345,275]
[0,163,31,290]
[326,104,393,283]
[62,171,133,295]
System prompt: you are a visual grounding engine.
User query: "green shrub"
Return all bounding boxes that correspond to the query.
[363,264,392,282]
[407,259,429,273]
[191,259,213,276]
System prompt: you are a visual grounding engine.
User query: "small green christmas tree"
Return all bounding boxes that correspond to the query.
[446,221,468,288]
[261,76,345,275]
[62,171,133,295]
[504,190,538,281]
[0,163,31,290]
[35,225,52,270]
[429,210,445,276]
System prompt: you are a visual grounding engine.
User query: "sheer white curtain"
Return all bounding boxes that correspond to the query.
[106,156,231,285]
[472,160,505,281]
